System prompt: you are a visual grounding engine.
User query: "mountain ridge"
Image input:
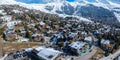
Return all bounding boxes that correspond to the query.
[0,0,120,22]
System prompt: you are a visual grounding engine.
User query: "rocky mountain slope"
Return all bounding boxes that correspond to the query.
[0,0,120,24]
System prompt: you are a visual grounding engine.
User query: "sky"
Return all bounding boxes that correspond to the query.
[15,0,96,4]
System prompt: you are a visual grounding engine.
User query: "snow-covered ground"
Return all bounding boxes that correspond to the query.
[0,54,8,60]
[114,13,120,22]
[0,0,120,22]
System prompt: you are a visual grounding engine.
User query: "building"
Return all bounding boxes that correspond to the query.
[101,39,115,52]
[69,32,78,41]
[33,47,62,60]
[50,33,64,44]
[17,37,29,42]
[69,41,89,55]
[84,36,93,44]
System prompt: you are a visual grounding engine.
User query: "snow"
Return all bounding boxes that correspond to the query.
[114,13,120,22]
[13,10,23,13]
[101,39,110,44]
[81,31,87,35]
[0,10,6,15]
[0,0,17,5]
[84,36,92,42]
[32,34,39,37]
[70,41,87,49]
[0,54,8,60]
[69,33,77,38]
[7,21,21,29]
[40,21,45,25]
[55,33,63,39]
[0,0,120,22]
[34,47,62,60]
[18,38,29,42]
[1,16,12,22]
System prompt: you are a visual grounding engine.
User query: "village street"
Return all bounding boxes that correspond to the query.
[100,48,120,60]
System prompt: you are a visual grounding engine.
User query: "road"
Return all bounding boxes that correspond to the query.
[100,49,120,60]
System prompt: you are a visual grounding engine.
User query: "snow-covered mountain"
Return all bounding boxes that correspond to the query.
[0,0,120,22]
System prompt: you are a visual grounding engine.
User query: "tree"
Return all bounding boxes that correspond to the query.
[40,38,45,43]
[26,31,32,42]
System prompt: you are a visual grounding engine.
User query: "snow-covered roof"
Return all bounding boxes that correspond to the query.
[40,21,45,25]
[70,41,87,49]
[105,29,110,32]
[18,38,29,42]
[13,10,23,13]
[25,48,33,52]
[32,34,40,37]
[34,47,62,60]
[84,36,92,42]
[55,33,63,39]
[101,39,110,44]
[69,33,77,38]
[4,29,14,34]
[1,16,12,22]
[81,31,87,35]
[7,21,21,28]
[0,10,6,15]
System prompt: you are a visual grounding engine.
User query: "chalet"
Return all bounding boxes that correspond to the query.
[7,21,22,29]
[4,29,15,35]
[6,33,18,41]
[12,9,23,13]
[32,34,45,42]
[40,21,46,28]
[50,33,64,44]
[15,23,24,30]
[44,36,51,43]
[101,39,115,52]
[69,41,89,55]
[69,32,78,41]
[17,36,29,42]
[27,24,35,29]
[1,16,11,22]
[84,36,93,44]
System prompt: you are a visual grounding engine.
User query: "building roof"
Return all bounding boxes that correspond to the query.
[101,39,110,44]
[40,21,45,26]
[84,36,92,42]
[18,38,29,42]
[69,33,77,38]
[34,47,62,60]
[70,41,87,49]
[81,31,87,35]
[55,33,63,39]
